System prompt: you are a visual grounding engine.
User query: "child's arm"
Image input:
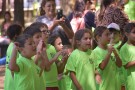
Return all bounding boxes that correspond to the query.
[113,49,122,67]
[55,54,69,74]
[124,60,135,69]
[9,43,20,72]
[95,70,102,84]
[70,71,83,90]
[99,45,113,70]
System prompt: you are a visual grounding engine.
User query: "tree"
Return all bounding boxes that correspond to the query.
[14,0,24,26]
[0,0,6,18]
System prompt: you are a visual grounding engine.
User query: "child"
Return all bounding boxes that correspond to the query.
[8,34,46,90]
[120,23,135,90]
[66,29,96,90]
[41,24,69,90]
[91,26,122,90]
[4,24,23,90]
[107,23,126,90]
[48,33,72,90]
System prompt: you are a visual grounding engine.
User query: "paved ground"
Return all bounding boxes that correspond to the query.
[0,65,5,90]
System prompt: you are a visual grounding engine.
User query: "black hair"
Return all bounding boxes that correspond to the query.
[92,26,108,49]
[73,28,92,49]
[30,22,48,29]
[15,34,32,47]
[23,26,41,36]
[7,24,22,40]
[124,23,135,33]
[48,33,60,46]
[118,23,135,50]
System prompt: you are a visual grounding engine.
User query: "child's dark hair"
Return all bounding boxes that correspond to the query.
[118,23,135,50]
[7,24,22,40]
[23,26,41,36]
[48,33,60,46]
[73,28,92,49]
[124,22,135,33]
[40,0,55,16]
[92,26,108,49]
[30,22,48,29]
[63,45,72,49]
[15,34,32,47]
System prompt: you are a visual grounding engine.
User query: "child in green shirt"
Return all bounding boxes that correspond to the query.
[120,22,135,90]
[66,29,96,90]
[91,26,122,90]
[4,24,22,90]
[8,34,46,90]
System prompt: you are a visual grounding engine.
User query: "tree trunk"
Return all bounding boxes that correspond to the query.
[14,0,24,26]
[0,0,6,18]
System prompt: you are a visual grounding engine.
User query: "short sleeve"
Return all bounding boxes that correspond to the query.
[120,46,130,65]
[15,61,24,74]
[66,54,76,73]
[90,51,103,69]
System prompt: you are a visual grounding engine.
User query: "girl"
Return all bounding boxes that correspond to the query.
[9,34,46,90]
[66,29,96,90]
[48,33,72,90]
[120,23,135,90]
[91,26,122,90]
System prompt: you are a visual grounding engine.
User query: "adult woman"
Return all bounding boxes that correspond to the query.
[1,11,12,36]
[36,0,74,45]
[95,0,129,32]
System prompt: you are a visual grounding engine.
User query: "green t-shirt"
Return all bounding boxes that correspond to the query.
[66,49,96,90]
[90,46,121,90]
[120,43,135,90]
[14,55,46,90]
[124,0,135,20]
[44,44,58,87]
[4,42,19,90]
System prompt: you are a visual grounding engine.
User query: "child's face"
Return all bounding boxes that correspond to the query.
[127,28,135,44]
[110,30,121,44]
[54,37,63,52]
[79,32,92,51]
[99,29,111,45]
[33,32,42,46]
[41,26,50,42]
[22,38,36,58]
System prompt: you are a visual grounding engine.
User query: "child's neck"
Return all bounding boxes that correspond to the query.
[98,43,107,50]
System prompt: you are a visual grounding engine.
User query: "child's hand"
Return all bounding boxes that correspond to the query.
[53,51,62,61]
[107,44,114,53]
[95,74,102,84]
[37,40,46,54]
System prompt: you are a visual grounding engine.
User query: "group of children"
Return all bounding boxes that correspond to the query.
[4,21,135,90]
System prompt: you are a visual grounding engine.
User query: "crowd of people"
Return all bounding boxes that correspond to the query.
[0,0,135,90]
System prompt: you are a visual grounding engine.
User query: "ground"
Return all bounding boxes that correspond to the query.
[0,65,5,90]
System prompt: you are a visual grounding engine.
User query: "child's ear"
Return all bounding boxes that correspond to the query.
[96,35,100,42]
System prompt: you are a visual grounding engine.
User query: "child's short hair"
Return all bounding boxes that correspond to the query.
[48,34,60,46]
[124,23,135,33]
[30,22,48,29]
[15,34,32,47]
[7,24,22,40]
[23,26,41,36]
